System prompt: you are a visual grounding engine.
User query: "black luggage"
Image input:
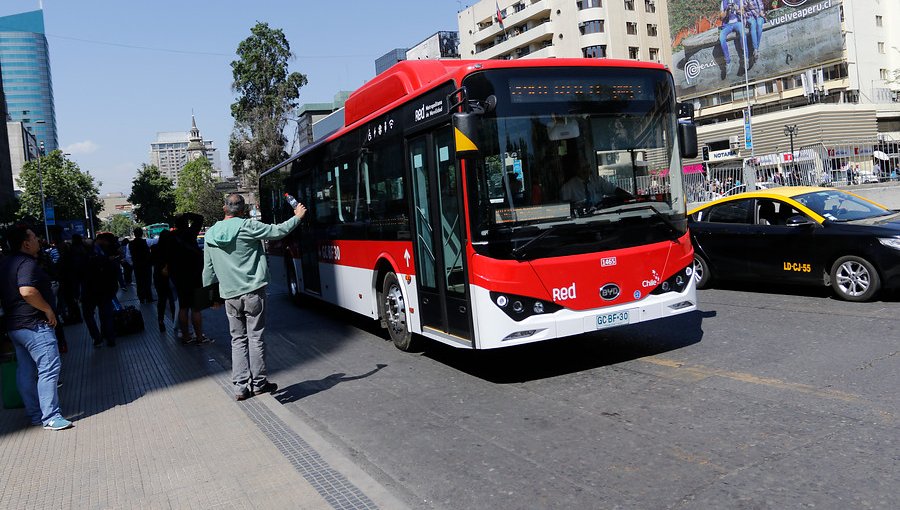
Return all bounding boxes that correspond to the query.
[112,298,145,336]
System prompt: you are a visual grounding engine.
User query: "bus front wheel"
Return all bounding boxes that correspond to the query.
[382,272,415,351]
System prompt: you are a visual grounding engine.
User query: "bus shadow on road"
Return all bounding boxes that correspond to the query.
[419,310,709,384]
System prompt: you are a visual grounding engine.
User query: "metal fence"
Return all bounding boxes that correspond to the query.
[684,138,900,208]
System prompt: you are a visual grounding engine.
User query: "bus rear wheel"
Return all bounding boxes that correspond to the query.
[285,257,302,304]
[382,272,415,351]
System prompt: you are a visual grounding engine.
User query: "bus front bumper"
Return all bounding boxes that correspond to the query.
[471,280,697,349]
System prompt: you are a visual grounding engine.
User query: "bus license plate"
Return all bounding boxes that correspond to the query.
[596,309,636,330]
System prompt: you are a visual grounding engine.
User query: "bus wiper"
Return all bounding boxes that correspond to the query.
[510,224,578,261]
[595,204,682,241]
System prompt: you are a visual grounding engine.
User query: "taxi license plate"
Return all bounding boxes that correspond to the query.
[596,309,637,330]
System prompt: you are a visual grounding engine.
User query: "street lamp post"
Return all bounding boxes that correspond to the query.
[36,139,49,242]
[737,4,756,189]
[784,125,799,183]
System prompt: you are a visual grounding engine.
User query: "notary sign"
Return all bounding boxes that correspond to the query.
[668,0,844,98]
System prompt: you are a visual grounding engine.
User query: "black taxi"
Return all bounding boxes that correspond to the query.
[688,186,900,301]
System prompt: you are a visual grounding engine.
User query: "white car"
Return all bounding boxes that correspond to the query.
[715,181,778,198]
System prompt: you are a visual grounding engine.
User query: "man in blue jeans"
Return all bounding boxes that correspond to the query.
[719,0,746,67]
[744,0,766,60]
[0,226,72,430]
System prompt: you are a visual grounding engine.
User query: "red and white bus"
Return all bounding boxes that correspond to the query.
[259,58,699,350]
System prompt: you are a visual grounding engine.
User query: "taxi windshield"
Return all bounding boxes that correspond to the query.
[792,190,892,222]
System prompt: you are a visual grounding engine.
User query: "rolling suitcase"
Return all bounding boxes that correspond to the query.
[112,298,145,336]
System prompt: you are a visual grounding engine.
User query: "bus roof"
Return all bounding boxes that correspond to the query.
[344,58,667,128]
[260,58,668,180]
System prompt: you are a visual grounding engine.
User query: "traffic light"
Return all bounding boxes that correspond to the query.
[701,145,710,161]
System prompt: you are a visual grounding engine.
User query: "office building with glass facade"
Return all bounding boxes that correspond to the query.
[0,9,58,152]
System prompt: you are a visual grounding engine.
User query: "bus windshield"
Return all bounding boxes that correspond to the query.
[462,67,687,259]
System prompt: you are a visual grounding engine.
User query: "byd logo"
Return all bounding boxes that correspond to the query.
[599,283,620,301]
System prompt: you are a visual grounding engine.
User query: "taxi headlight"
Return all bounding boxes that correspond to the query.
[877,237,900,251]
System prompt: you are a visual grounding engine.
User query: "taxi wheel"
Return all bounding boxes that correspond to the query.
[830,256,880,302]
[693,255,712,289]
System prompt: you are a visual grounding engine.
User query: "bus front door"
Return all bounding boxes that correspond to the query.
[408,127,472,345]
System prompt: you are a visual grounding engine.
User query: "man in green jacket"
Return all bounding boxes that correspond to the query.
[202,193,306,401]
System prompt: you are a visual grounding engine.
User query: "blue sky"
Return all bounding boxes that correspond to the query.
[1,1,462,194]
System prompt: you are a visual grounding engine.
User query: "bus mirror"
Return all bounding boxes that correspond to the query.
[547,117,580,141]
[453,112,481,157]
[678,121,698,159]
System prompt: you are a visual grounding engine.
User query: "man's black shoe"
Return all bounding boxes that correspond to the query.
[92,340,102,348]
[235,390,252,401]
[253,382,278,396]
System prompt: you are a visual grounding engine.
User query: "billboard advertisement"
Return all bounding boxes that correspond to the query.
[668,0,844,98]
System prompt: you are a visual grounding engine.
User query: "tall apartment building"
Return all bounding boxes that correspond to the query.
[667,0,900,165]
[149,116,219,187]
[0,10,58,151]
[458,0,670,65]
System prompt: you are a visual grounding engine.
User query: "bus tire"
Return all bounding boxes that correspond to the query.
[381,271,416,351]
[285,257,302,304]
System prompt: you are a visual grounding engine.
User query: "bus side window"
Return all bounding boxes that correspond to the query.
[367,143,408,239]
[314,167,337,224]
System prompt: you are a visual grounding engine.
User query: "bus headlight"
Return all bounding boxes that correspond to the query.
[650,264,693,295]
[490,291,562,321]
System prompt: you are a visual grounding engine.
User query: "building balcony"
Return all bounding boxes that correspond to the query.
[472,0,551,46]
[475,20,554,60]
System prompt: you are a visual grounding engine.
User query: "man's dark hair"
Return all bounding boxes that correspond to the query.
[5,225,31,251]
[225,193,246,216]
[133,227,144,238]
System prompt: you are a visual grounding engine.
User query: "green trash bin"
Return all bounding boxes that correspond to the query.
[1,327,24,409]
[1,359,24,409]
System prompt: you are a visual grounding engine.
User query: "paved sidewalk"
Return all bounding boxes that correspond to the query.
[0,287,406,510]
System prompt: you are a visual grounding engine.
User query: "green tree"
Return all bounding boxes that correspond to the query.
[175,158,222,226]
[16,150,102,229]
[229,22,308,198]
[102,213,138,238]
[129,163,176,225]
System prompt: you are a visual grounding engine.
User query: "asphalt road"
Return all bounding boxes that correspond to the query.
[202,267,899,510]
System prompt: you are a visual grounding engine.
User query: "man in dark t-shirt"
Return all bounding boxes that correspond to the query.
[0,226,72,430]
[129,227,153,303]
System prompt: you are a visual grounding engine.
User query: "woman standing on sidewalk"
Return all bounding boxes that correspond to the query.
[169,213,212,344]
